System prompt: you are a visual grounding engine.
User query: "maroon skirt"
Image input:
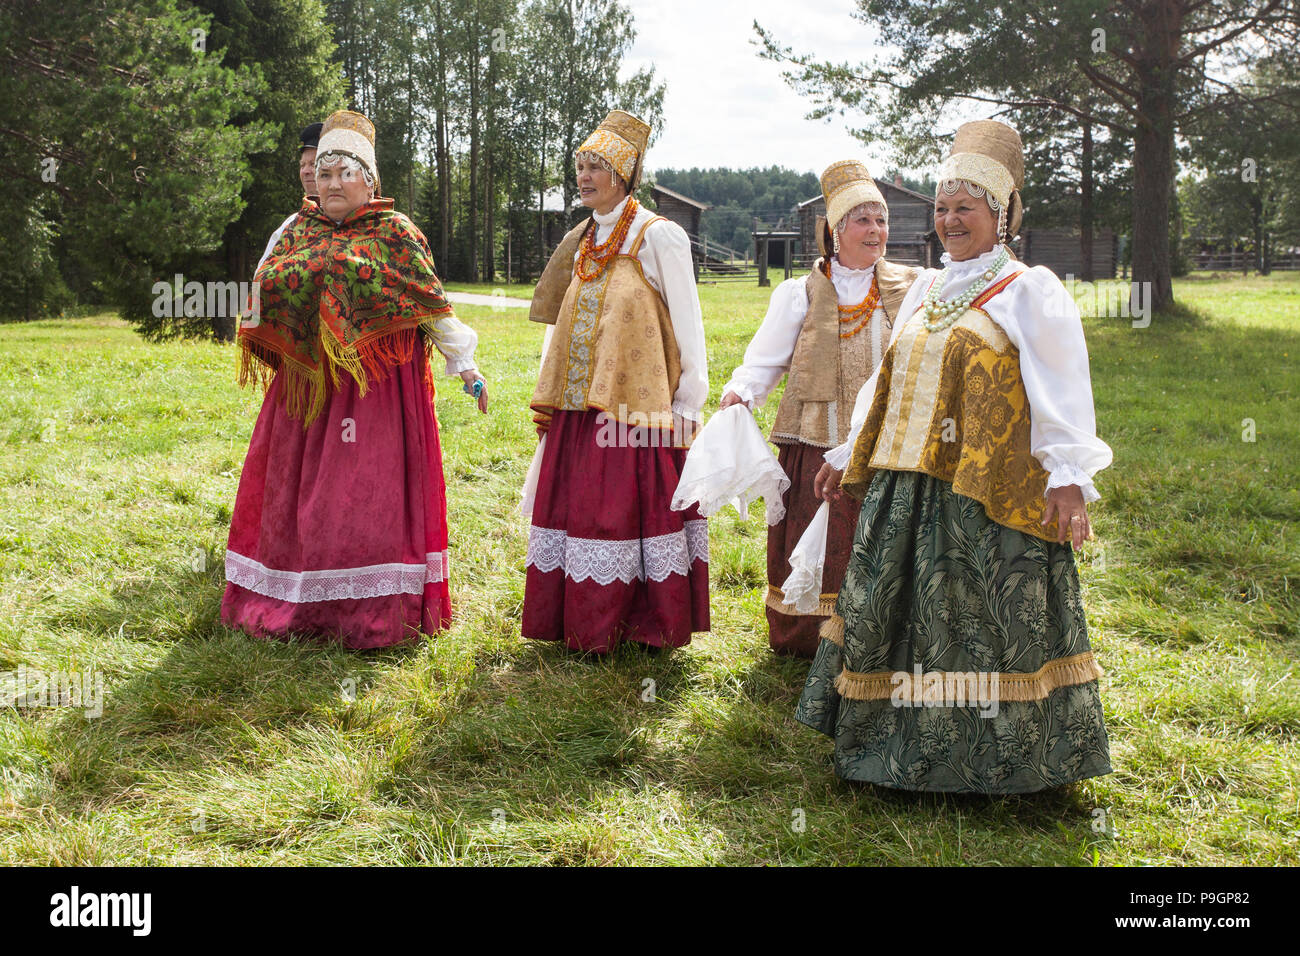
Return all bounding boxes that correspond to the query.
[522,409,710,653]
[765,441,860,658]
[221,352,451,649]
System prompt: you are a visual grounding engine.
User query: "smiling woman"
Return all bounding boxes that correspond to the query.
[521,110,711,654]
[797,120,1116,794]
[719,160,920,658]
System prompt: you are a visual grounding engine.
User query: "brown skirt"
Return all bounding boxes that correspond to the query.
[765,441,860,658]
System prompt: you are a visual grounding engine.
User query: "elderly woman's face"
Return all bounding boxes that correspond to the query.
[934,185,999,261]
[577,157,626,215]
[316,160,373,221]
[298,148,317,197]
[837,205,889,269]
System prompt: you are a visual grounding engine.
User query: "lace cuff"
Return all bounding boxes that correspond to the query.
[823,442,853,472]
[722,380,758,409]
[1045,463,1100,503]
[672,400,702,423]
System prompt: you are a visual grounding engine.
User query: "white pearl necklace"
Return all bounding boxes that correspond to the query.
[920,246,1011,332]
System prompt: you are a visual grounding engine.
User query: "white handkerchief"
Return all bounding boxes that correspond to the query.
[671,405,789,524]
[519,433,547,518]
[779,499,829,614]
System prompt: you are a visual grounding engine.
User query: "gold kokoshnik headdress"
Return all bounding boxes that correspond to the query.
[576,110,652,191]
[316,110,380,195]
[817,159,887,257]
[936,119,1024,241]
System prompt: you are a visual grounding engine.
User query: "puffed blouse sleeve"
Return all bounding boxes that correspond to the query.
[636,219,709,421]
[986,265,1112,501]
[721,275,809,408]
[426,313,479,375]
[405,218,478,376]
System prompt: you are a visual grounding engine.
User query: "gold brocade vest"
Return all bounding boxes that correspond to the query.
[529,215,684,442]
[841,271,1058,542]
[770,257,918,448]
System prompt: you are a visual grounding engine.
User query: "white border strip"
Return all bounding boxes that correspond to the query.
[525,520,708,585]
[226,549,447,604]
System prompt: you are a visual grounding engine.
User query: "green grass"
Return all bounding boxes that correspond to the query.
[0,273,1297,865]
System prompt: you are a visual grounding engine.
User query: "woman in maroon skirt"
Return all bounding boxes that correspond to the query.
[719,161,920,658]
[222,110,487,650]
[521,110,710,654]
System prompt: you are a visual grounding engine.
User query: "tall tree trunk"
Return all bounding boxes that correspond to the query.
[466,17,480,282]
[484,49,496,283]
[1129,3,1179,311]
[1080,119,1094,282]
[433,1,450,273]
[538,150,545,269]
[1251,195,1262,275]
[1131,111,1174,310]
[407,16,415,214]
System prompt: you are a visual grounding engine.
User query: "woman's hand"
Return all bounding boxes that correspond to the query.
[459,369,489,414]
[1043,484,1091,549]
[814,462,843,501]
[719,391,749,411]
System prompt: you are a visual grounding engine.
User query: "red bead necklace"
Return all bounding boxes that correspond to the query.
[838,274,882,338]
[575,198,639,282]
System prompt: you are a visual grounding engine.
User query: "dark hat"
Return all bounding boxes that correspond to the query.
[298,122,323,152]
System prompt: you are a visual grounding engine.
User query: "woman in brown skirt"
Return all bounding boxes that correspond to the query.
[719,161,921,657]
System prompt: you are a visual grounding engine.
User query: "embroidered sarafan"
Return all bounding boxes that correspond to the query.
[842,272,1063,541]
[530,216,683,439]
[239,197,454,426]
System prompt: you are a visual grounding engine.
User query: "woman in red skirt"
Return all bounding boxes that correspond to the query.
[521,110,710,654]
[222,110,487,650]
[719,162,920,658]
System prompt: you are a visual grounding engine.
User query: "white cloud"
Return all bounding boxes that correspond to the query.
[621,0,895,176]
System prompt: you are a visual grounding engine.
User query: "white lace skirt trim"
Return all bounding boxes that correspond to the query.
[226,549,448,604]
[525,520,708,585]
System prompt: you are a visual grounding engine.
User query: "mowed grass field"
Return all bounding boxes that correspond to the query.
[0,272,1296,865]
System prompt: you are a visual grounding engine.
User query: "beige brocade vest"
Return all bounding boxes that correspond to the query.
[770,257,918,448]
[529,216,683,441]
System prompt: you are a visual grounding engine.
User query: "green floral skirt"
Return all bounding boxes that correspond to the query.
[795,469,1112,794]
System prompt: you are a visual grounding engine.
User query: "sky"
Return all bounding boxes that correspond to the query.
[621,0,898,178]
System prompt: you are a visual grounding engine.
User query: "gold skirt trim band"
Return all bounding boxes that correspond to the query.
[765,586,838,618]
[832,651,1103,703]
[819,613,845,645]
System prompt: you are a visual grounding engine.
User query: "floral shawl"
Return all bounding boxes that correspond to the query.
[238,197,454,425]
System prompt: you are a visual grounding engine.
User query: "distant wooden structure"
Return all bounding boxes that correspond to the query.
[1021,229,1117,280]
[797,179,941,268]
[650,184,709,235]
[651,184,710,277]
[752,230,801,286]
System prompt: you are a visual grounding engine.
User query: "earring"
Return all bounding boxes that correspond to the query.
[832,229,841,253]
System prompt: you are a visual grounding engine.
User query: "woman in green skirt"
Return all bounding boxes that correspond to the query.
[798,120,1114,793]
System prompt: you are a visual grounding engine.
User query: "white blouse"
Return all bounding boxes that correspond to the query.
[825,245,1112,501]
[722,258,889,408]
[254,212,478,376]
[577,196,710,421]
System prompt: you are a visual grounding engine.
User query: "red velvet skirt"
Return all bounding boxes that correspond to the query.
[522,409,710,653]
[221,353,451,649]
[765,441,860,658]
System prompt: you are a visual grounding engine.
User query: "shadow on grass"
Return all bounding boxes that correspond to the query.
[36,557,427,812]
[25,550,1108,863]
[371,640,1102,864]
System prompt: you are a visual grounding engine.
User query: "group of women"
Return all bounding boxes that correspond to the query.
[223,107,1113,795]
